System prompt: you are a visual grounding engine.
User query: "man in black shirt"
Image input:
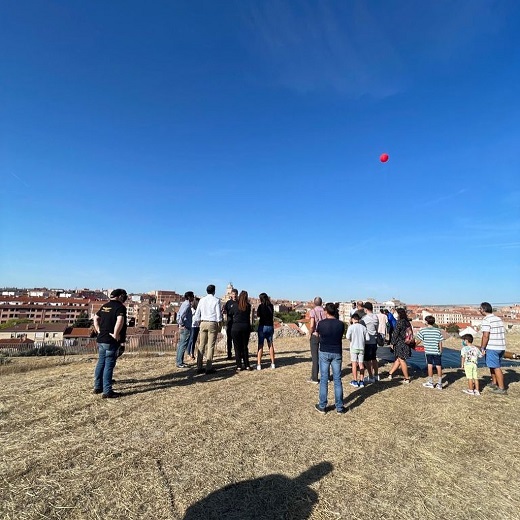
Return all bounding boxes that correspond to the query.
[223,289,238,360]
[93,288,128,398]
[315,302,346,414]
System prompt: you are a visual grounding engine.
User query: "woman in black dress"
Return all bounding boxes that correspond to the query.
[387,307,412,383]
[231,290,252,371]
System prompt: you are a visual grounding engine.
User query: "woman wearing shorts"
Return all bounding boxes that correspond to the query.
[256,292,275,370]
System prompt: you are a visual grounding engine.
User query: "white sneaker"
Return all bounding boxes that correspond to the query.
[474,390,481,396]
[270,363,275,369]
[422,382,435,389]
[462,389,474,395]
[435,383,443,390]
[256,365,261,371]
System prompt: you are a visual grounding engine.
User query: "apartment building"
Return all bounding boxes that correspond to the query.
[421,308,482,326]
[0,323,69,342]
[148,290,183,306]
[0,296,91,325]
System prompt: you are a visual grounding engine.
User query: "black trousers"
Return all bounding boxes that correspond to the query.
[226,323,233,358]
[232,325,251,369]
[310,334,319,381]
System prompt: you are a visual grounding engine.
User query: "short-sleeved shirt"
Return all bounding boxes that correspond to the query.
[310,306,326,335]
[461,345,482,365]
[346,322,369,352]
[481,314,506,351]
[317,318,345,354]
[96,300,127,346]
[360,313,379,345]
[416,326,443,355]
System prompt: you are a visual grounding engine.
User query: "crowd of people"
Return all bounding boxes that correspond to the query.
[92,288,509,405]
[307,298,509,413]
[177,285,276,374]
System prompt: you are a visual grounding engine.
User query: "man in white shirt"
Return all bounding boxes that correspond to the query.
[480,301,507,394]
[193,284,222,374]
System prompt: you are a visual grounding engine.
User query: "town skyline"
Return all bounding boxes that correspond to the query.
[1,284,518,308]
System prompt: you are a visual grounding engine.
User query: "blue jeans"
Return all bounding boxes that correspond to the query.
[187,327,199,357]
[319,351,344,411]
[176,327,191,365]
[94,343,118,395]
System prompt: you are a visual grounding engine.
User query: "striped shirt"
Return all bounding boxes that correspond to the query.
[416,326,443,355]
[481,314,506,351]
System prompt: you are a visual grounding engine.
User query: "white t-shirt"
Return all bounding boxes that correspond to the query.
[346,322,370,352]
[481,314,506,351]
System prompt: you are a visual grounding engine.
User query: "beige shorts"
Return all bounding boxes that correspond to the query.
[350,350,364,363]
[464,362,478,380]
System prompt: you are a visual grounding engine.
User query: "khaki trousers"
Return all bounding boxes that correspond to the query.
[197,321,219,370]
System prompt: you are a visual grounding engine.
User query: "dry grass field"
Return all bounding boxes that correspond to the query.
[1,335,519,520]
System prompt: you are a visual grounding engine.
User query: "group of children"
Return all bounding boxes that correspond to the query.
[346,313,484,396]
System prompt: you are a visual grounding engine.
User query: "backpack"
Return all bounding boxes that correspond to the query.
[404,323,416,349]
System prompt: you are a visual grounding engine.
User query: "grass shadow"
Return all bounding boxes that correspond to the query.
[118,365,237,396]
[480,368,520,391]
[343,380,402,412]
[182,461,333,519]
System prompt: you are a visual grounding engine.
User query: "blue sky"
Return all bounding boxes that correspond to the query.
[1,0,519,304]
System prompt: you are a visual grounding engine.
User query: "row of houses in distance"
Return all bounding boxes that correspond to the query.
[2,286,519,333]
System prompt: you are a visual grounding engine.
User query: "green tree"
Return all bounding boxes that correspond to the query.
[72,311,92,328]
[148,309,162,330]
[446,323,460,333]
[275,311,304,324]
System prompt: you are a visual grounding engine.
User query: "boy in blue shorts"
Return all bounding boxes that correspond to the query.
[416,315,444,390]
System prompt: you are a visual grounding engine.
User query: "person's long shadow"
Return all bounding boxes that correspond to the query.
[441,368,466,387]
[480,367,520,391]
[343,380,402,411]
[182,461,332,520]
[115,348,312,396]
[116,361,239,396]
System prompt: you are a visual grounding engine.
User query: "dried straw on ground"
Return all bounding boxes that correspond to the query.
[1,336,519,519]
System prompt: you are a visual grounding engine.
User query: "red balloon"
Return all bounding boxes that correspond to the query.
[380,153,389,163]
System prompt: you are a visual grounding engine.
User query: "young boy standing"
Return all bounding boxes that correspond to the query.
[416,315,444,390]
[346,313,370,388]
[460,334,483,396]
